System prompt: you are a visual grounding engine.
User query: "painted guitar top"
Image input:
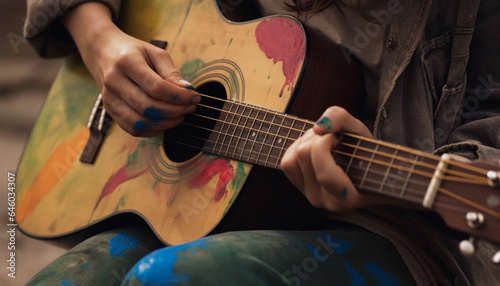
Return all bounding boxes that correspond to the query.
[15,0,500,249]
[15,0,358,245]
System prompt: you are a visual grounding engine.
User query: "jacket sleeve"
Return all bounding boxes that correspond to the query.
[435,0,500,165]
[23,0,121,58]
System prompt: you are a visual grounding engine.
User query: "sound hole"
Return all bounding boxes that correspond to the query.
[163,82,227,162]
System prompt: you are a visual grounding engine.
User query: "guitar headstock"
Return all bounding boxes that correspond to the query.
[433,158,500,262]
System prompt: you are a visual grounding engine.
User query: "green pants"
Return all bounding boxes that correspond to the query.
[27,223,416,285]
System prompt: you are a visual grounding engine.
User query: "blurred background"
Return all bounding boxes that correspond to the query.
[1,1,66,285]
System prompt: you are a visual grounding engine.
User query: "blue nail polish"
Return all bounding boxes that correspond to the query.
[316,116,332,131]
[190,95,201,104]
[134,121,146,130]
[144,107,162,119]
[179,79,196,90]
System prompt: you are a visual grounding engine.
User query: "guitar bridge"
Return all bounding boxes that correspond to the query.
[80,93,112,164]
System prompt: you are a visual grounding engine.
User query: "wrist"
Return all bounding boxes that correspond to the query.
[62,2,119,53]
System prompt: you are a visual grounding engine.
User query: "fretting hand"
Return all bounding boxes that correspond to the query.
[281,106,389,212]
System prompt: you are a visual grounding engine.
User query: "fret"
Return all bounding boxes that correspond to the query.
[332,135,433,205]
[223,101,243,158]
[213,102,233,155]
[344,138,361,175]
[245,107,264,164]
[400,154,419,199]
[396,152,435,203]
[256,111,276,167]
[266,113,287,168]
[230,102,247,159]
[273,114,295,169]
[232,102,254,160]
[378,149,399,194]
[336,135,377,192]
[359,143,379,190]
[332,134,344,161]
[237,102,256,161]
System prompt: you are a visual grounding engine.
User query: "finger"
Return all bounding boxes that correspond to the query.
[103,71,196,122]
[281,128,316,191]
[313,106,372,138]
[103,90,188,137]
[145,45,193,88]
[117,51,200,105]
[310,133,360,209]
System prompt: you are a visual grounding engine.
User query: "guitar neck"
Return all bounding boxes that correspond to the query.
[200,97,444,206]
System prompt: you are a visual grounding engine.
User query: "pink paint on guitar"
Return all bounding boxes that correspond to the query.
[189,158,234,203]
[255,18,306,97]
[94,141,149,209]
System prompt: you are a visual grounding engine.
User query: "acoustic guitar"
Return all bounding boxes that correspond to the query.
[16,0,500,257]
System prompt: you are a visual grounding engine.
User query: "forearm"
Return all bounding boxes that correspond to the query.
[62,2,119,58]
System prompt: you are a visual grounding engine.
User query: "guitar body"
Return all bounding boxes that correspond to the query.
[16,0,361,245]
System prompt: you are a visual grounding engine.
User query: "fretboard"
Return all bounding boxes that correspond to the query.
[201,99,439,206]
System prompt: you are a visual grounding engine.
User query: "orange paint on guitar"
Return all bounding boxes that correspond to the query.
[16,128,90,223]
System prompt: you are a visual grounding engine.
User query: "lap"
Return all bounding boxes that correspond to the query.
[26,224,163,286]
[122,225,416,286]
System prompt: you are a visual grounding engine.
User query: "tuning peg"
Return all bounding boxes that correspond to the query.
[459,237,477,256]
[465,211,484,228]
[493,251,500,264]
[487,170,500,187]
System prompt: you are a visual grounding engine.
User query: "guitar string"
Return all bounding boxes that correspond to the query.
[107,115,494,222]
[162,113,500,219]
[141,114,489,188]
[438,187,500,220]
[161,132,472,205]
[124,94,493,188]
[194,94,491,179]
[158,134,493,220]
[171,104,489,185]
[339,142,487,184]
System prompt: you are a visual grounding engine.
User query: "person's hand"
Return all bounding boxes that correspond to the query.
[63,3,200,137]
[281,106,388,212]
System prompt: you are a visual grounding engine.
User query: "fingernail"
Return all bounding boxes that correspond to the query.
[179,79,195,90]
[315,116,332,131]
[134,120,146,130]
[144,107,162,119]
[190,95,201,104]
[144,107,166,122]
